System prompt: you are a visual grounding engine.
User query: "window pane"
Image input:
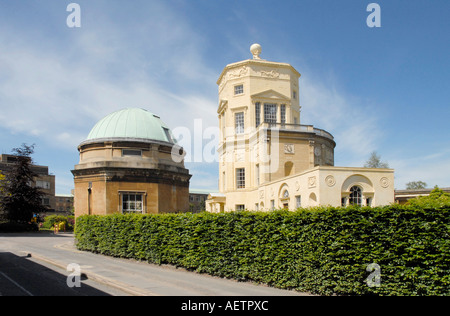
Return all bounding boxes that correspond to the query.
[234,85,244,95]
[122,149,142,157]
[280,104,286,124]
[264,103,277,125]
[235,112,244,134]
[236,168,245,189]
[255,102,260,127]
[349,186,362,206]
[296,195,301,208]
[122,193,144,213]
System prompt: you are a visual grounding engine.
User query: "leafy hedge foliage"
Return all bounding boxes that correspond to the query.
[41,215,75,231]
[75,205,450,296]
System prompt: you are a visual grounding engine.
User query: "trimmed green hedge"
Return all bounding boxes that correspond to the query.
[75,205,450,295]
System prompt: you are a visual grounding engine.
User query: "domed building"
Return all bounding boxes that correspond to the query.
[71,108,191,217]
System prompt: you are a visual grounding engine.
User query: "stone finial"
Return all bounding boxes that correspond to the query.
[250,43,262,59]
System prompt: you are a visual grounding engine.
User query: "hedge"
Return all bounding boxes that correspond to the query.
[75,205,450,296]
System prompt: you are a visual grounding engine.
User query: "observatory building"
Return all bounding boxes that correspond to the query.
[206,44,394,212]
[72,108,191,217]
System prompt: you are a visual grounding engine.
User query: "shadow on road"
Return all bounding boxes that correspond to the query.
[0,252,111,296]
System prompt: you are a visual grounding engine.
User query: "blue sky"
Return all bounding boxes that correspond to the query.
[0,0,449,194]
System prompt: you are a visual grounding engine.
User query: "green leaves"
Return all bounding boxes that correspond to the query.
[75,205,450,296]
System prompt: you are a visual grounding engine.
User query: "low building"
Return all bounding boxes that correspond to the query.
[0,154,56,211]
[189,189,217,212]
[395,187,450,205]
[55,194,74,213]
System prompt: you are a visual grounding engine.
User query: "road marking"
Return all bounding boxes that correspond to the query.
[0,272,34,296]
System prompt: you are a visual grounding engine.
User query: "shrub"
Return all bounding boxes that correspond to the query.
[42,215,75,231]
[75,205,450,296]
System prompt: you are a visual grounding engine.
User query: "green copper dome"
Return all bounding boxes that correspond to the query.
[85,108,175,144]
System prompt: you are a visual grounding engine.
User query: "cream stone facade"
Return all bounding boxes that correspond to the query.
[206,44,394,212]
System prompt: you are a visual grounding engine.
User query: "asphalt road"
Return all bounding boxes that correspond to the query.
[0,232,308,297]
[0,252,123,296]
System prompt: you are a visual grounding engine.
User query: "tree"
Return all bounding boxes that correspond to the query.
[0,171,5,220]
[364,151,389,168]
[407,186,450,208]
[1,144,46,223]
[0,171,5,195]
[406,181,427,190]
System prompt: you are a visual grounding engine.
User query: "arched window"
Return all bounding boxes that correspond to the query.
[349,186,362,206]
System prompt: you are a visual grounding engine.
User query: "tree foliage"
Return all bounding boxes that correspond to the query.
[407,187,450,208]
[76,205,450,296]
[406,181,428,190]
[364,151,389,168]
[0,171,5,195]
[1,144,46,223]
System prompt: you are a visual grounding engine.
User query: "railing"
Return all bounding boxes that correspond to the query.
[258,122,334,141]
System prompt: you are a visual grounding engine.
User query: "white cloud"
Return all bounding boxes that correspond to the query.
[300,74,383,166]
[390,149,450,189]
[0,1,218,152]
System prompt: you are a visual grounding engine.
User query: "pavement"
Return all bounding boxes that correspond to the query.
[0,231,309,296]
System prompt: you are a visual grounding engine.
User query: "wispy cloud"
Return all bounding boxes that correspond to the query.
[300,74,383,166]
[0,1,218,151]
[390,149,450,189]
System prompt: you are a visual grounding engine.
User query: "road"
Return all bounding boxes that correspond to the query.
[0,232,308,296]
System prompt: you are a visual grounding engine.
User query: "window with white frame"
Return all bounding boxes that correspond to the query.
[280,104,286,125]
[234,84,244,95]
[255,102,261,127]
[349,186,362,206]
[236,204,245,211]
[36,180,50,190]
[264,103,277,125]
[255,164,260,186]
[122,193,144,214]
[296,195,301,208]
[236,168,245,189]
[235,112,244,134]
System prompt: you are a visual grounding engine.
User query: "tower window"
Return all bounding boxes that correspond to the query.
[280,104,286,125]
[236,168,245,189]
[234,84,244,95]
[235,112,244,134]
[255,164,260,186]
[255,102,261,127]
[264,103,277,126]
